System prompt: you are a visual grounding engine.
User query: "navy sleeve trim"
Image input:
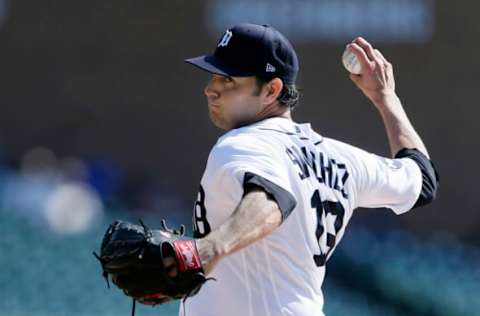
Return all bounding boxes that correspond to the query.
[243,172,297,221]
[394,148,439,208]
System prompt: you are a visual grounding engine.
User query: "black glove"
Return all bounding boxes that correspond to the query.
[94,219,209,307]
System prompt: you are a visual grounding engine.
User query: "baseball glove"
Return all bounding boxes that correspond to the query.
[93,219,210,312]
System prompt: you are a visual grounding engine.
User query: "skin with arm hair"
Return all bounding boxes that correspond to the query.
[196,187,282,275]
[160,187,282,276]
[348,37,430,159]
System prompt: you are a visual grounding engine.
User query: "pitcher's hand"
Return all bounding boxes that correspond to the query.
[348,37,396,107]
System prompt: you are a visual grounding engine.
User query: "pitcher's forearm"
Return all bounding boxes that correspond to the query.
[196,188,282,275]
[374,94,429,158]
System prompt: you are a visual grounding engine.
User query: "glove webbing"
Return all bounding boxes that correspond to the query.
[95,219,215,316]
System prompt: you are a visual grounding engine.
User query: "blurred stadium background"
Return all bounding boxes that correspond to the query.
[0,1,478,315]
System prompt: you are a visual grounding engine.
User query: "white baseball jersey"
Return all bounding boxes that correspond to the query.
[181,117,422,316]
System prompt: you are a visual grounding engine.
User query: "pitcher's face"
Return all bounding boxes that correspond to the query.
[204,75,263,130]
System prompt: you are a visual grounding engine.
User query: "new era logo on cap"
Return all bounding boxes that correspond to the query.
[266,63,276,73]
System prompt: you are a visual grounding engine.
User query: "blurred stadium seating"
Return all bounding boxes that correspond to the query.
[0,209,180,316]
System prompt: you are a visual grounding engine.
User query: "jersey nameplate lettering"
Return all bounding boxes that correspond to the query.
[286,145,349,198]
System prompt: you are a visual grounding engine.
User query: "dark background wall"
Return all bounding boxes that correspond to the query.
[0,0,478,240]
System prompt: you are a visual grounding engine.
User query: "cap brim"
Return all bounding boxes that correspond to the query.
[185,55,254,77]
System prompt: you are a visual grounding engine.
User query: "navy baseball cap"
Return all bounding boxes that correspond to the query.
[185,23,299,85]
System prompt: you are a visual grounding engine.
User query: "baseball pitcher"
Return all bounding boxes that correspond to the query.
[94,23,439,316]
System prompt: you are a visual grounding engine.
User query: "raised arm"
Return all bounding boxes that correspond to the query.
[348,37,430,158]
[347,37,438,209]
[196,186,282,275]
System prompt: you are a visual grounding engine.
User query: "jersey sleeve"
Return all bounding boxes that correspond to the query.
[339,142,423,215]
[209,134,297,221]
[394,148,439,208]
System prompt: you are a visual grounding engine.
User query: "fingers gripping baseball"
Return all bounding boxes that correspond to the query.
[347,37,395,103]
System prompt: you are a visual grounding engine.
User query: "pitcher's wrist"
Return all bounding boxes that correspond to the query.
[371,92,400,111]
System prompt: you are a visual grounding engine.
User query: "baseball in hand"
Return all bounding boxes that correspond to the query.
[342,46,362,75]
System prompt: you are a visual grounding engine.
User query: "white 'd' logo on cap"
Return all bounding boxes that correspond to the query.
[218,30,233,47]
[266,63,276,73]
